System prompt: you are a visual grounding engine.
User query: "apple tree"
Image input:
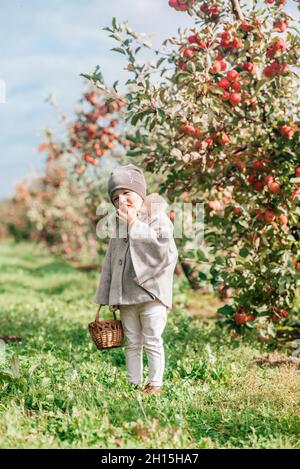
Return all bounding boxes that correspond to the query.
[85,0,300,340]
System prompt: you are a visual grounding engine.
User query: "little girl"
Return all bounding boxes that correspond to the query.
[93,164,178,395]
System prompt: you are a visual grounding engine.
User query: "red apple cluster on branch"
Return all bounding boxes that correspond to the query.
[266,0,287,7]
[88,1,300,339]
[68,92,128,171]
[234,308,255,326]
[199,2,222,17]
[9,87,132,262]
[169,0,195,12]
[216,68,242,105]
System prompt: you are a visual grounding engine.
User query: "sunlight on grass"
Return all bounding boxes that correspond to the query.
[0,240,299,448]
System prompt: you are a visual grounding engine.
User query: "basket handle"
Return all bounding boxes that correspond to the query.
[95,304,118,322]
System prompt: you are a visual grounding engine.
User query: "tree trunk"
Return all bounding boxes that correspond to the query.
[180,258,201,290]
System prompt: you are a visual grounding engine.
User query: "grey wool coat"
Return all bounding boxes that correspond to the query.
[92,193,179,311]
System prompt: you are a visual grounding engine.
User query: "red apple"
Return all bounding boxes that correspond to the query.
[247,173,257,185]
[222,91,230,101]
[278,214,288,225]
[210,61,222,74]
[243,62,254,72]
[274,21,287,32]
[264,174,274,185]
[179,61,188,71]
[263,66,274,78]
[229,93,241,104]
[254,180,264,191]
[234,311,248,325]
[231,81,241,92]
[183,48,195,59]
[84,154,98,165]
[231,38,243,48]
[268,181,281,194]
[245,313,255,322]
[279,308,289,318]
[227,70,239,81]
[217,133,230,145]
[221,31,230,40]
[242,21,254,31]
[221,38,232,48]
[273,37,286,52]
[233,207,242,215]
[264,209,276,224]
[220,60,227,71]
[253,160,266,171]
[218,78,231,89]
[256,208,265,220]
[188,34,198,43]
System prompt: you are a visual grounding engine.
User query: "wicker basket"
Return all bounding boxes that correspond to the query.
[88,304,124,350]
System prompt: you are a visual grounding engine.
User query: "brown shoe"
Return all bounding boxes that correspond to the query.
[142,383,161,395]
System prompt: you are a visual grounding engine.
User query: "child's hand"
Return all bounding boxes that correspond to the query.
[116,204,137,226]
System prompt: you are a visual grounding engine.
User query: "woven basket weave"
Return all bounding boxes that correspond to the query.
[88,304,124,350]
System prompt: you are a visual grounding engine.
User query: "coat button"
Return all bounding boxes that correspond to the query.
[119,259,123,265]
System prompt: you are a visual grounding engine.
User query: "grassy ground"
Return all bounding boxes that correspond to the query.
[0,239,299,449]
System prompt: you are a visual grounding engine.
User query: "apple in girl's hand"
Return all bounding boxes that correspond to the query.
[116,204,137,226]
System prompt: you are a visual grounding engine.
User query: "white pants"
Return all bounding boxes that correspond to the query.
[119,299,168,387]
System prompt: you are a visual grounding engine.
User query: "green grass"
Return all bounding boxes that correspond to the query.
[0,239,299,448]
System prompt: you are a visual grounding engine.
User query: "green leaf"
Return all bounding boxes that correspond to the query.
[175,72,191,82]
[111,47,126,55]
[113,80,119,92]
[112,17,118,30]
[157,109,166,123]
[198,272,207,281]
[237,220,249,229]
[144,115,152,127]
[215,256,223,265]
[126,150,145,157]
[126,148,152,157]
[149,117,157,131]
[0,369,14,379]
[79,65,104,84]
[156,57,166,68]
[209,85,224,96]
[239,247,250,258]
[217,305,235,316]
[187,61,196,73]
[197,249,208,262]
[131,111,146,126]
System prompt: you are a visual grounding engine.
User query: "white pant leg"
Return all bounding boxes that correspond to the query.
[140,300,168,387]
[119,303,143,385]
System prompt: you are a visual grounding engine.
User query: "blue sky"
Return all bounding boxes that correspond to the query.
[0,0,299,200]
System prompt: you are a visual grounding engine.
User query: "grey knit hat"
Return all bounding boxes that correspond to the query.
[107,164,147,203]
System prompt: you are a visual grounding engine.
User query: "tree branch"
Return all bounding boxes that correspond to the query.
[230,0,244,21]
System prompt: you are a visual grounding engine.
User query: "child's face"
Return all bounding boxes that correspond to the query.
[112,188,144,212]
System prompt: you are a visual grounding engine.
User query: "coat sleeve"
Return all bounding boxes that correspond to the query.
[92,239,112,305]
[128,213,178,285]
